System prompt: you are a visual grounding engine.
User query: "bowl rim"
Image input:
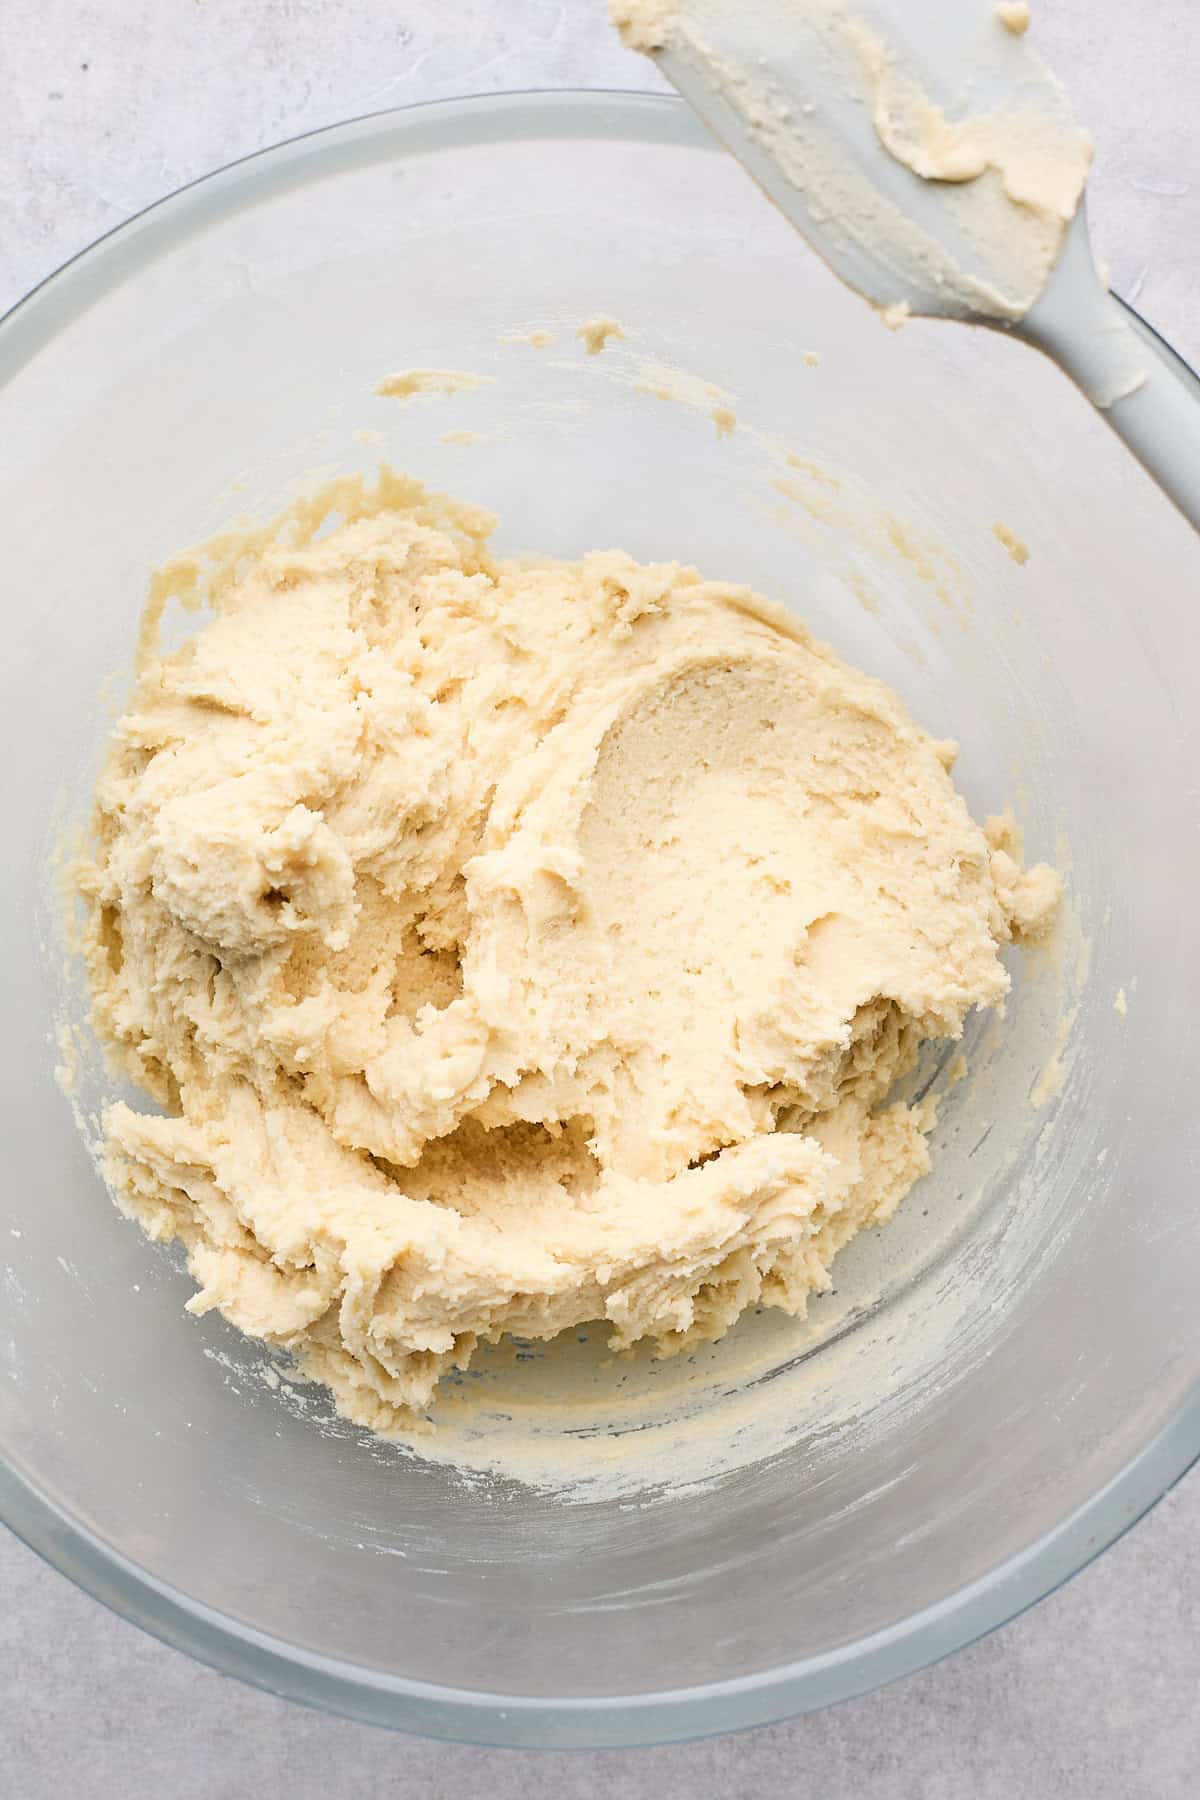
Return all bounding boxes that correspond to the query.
[3,87,1198,1751]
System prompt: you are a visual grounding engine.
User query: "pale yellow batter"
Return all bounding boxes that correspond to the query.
[79,468,1059,1435]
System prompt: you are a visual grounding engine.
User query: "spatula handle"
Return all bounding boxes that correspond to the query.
[1095,302,1200,532]
[1021,213,1200,533]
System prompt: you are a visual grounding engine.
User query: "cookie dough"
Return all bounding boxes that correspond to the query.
[78,469,1059,1435]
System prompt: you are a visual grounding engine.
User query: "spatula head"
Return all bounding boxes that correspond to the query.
[631,0,1092,323]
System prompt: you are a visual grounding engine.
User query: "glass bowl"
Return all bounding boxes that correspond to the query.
[1,92,1198,1750]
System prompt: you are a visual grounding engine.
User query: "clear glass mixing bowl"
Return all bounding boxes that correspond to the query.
[1,93,1198,1750]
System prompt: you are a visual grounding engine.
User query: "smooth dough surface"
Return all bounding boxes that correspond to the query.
[79,469,1059,1435]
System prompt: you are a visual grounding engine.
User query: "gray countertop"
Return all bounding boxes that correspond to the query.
[3,3,1197,1793]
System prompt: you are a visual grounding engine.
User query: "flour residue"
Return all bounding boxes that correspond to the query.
[996,2,1031,35]
[1031,1004,1078,1108]
[577,316,626,355]
[993,520,1031,564]
[375,369,494,401]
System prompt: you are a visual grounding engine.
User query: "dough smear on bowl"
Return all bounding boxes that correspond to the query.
[77,468,1060,1435]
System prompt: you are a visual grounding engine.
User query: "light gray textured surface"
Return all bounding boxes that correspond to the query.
[2,2,1197,1792]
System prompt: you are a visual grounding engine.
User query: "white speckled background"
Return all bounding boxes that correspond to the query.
[3,2,1197,1792]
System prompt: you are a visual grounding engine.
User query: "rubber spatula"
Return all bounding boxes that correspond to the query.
[623,0,1200,529]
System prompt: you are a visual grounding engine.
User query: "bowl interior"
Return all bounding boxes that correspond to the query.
[2,94,1199,1746]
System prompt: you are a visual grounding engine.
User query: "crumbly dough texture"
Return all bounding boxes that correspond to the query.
[79,470,1059,1435]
